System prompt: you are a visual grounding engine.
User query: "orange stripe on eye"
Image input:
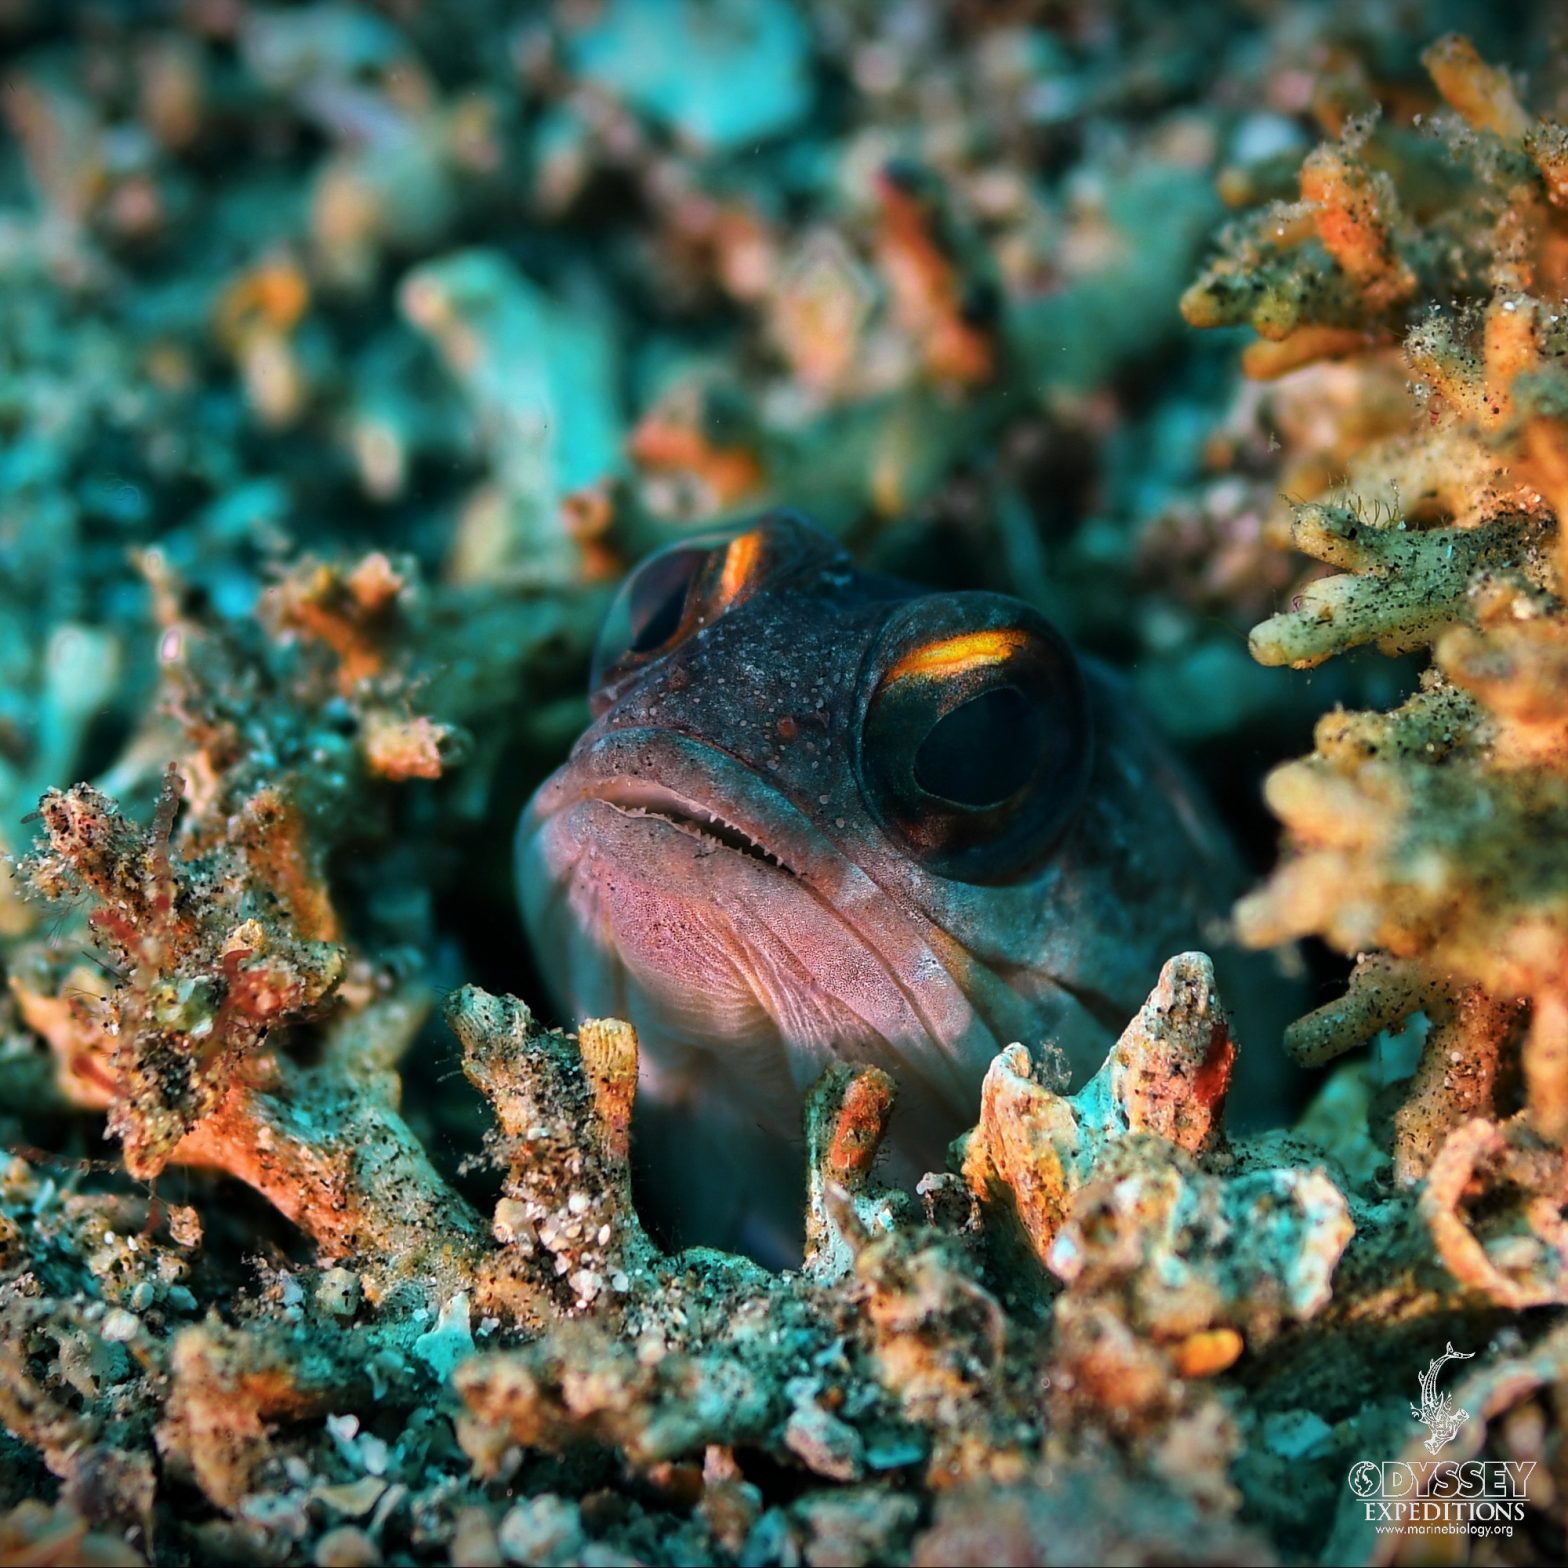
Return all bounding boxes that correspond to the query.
[717,529,764,605]
[883,628,1031,684]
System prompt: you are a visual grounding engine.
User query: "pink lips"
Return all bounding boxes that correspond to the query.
[517,727,997,1126]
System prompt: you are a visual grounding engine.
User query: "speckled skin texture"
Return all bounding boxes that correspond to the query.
[519,513,1259,1255]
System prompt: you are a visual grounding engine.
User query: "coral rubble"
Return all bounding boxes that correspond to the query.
[1188,29,1568,1223]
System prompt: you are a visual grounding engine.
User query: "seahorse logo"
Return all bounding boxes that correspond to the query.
[1412,1342,1475,1455]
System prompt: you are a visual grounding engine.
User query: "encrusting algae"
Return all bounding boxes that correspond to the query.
[3,5,1568,1567]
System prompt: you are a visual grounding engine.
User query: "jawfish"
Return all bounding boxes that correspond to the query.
[518,512,1281,1259]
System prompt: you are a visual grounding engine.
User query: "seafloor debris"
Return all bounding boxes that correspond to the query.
[4,4,1568,1566]
[1187,31,1568,1187]
[6,790,1563,1563]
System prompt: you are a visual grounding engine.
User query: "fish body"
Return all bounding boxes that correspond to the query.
[519,513,1276,1258]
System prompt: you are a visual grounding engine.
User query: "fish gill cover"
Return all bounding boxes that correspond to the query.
[0,2,1564,1565]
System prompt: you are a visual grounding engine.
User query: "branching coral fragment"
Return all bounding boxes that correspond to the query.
[1192,35,1568,1177]
[1250,503,1550,668]
[18,770,345,1178]
[1420,1116,1568,1310]
[960,953,1235,1265]
[449,987,662,1323]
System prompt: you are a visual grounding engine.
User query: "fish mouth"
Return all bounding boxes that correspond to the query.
[517,727,1000,1110]
[581,779,797,876]
[519,727,1118,1083]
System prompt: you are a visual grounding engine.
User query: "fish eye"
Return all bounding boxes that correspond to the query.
[589,526,770,704]
[913,686,1041,808]
[858,605,1091,882]
[591,540,718,700]
[625,544,708,656]
[590,513,846,709]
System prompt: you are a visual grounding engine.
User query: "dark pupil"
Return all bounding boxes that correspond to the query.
[628,548,704,654]
[913,686,1042,809]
